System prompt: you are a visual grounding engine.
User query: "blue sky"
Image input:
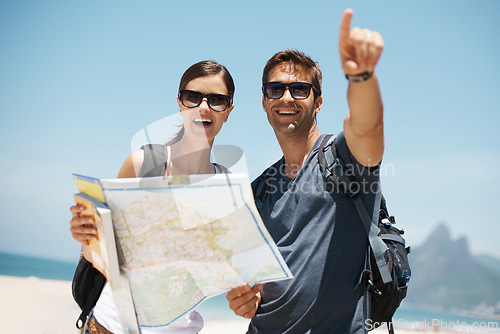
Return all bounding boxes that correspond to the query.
[0,0,499,262]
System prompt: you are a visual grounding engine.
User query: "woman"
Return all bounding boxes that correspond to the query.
[69,60,235,334]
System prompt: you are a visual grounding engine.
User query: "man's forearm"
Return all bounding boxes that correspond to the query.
[346,72,383,137]
[343,72,384,167]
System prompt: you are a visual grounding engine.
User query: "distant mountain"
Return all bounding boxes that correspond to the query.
[405,223,500,314]
[476,254,500,277]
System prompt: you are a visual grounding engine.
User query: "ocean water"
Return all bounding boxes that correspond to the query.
[1,251,498,330]
[0,251,78,281]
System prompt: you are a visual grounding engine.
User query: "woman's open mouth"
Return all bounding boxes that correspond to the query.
[193,118,213,128]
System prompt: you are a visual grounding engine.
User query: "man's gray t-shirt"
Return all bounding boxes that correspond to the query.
[248,132,382,334]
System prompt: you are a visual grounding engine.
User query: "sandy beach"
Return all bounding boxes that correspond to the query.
[1,275,498,334]
[0,275,252,334]
[0,275,82,334]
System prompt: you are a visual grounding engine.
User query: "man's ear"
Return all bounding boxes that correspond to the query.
[314,95,323,114]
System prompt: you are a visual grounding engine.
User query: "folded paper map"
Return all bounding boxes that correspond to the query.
[73,192,121,289]
[73,173,292,329]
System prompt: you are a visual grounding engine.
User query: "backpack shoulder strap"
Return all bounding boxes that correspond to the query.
[139,144,168,177]
[318,134,393,284]
[254,165,276,213]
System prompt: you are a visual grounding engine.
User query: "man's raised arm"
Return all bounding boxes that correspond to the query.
[339,9,385,167]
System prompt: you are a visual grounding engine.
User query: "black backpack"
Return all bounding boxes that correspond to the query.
[255,134,411,334]
[72,144,229,329]
[72,256,107,328]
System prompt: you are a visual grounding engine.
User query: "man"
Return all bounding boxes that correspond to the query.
[226,9,385,333]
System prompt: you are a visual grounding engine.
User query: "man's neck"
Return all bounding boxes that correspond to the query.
[276,128,322,179]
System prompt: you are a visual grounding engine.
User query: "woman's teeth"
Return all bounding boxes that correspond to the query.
[194,118,212,125]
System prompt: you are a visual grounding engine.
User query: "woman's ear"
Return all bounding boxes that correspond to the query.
[224,105,234,122]
[176,96,182,110]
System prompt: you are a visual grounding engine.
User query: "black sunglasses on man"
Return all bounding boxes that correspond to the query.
[262,82,319,100]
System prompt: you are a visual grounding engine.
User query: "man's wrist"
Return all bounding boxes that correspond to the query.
[345,72,374,83]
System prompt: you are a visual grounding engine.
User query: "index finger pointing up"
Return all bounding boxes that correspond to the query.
[339,8,353,43]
